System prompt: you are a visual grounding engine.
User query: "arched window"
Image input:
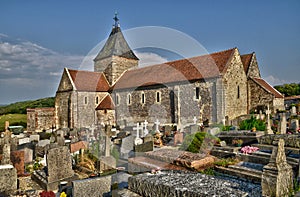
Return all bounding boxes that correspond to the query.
[195,87,200,100]
[96,96,99,104]
[116,94,120,105]
[84,97,88,104]
[141,92,145,104]
[237,85,240,99]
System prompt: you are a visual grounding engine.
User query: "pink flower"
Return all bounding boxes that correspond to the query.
[241,146,259,154]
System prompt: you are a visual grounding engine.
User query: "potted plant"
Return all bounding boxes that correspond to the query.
[232,139,243,147]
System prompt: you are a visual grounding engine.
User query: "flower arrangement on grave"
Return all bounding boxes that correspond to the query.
[60,192,67,197]
[232,139,243,147]
[240,146,259,154]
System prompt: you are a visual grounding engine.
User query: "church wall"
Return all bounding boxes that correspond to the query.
[248,79,274,112]
[96,110,115,126]
[273,98,285,112]
[55,91,72,129]
[75,92,108,128]
[223,49,248,121]
[113,86,174,127]
[246,55,261,78]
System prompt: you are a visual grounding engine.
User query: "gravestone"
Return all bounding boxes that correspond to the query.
[208,127,220,136]
[0,165,17,195]
[30,134,40,142]
[134,141,153,153]
[154,119,161,133]
[20,147,33,164]
[143,133,154,143]
[173,132,183,146]
[1,143,12,165]
[72,176,111,197]
[291,106,297,116]
[278,113,287,134]
[37,139,50,147]
[120,135,134,159]
[19,137,30,145]
[266,105,273,134]
[57,136,65,146]
[261,139,293,197]
[290,119,299,132]
[10,150,25,175]
[46,146,74,183]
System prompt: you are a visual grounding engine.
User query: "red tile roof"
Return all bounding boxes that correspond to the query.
[96,94,115,110]
[252,78,284,98]
[284,95,300,100]
[240,53,253,74]
[68,69,110,92]
[70,141,88,153]
[113,48,236,90]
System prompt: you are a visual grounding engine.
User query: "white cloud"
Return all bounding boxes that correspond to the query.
[264,75,298,86]
[0,34,85,104]
[134,51,168,67]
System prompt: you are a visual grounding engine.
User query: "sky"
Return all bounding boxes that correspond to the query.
[0,0,299,104]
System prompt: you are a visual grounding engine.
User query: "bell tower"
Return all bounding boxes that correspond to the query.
[94,13,139,85]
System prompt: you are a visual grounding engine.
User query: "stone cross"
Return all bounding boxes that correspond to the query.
[193,116,197,124]
[133,123,143,145]
[279,113,287,134]
[154,119,160,133]
[266,105,273,134]
[5,121,9,132]
[143,120,149,137]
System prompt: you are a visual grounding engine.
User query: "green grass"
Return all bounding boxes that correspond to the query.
[0,114,27,132]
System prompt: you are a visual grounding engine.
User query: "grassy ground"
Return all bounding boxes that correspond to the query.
[0,114,27,132]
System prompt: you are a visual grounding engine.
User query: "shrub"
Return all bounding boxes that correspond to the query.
[239,116,266,131]
[179,132,219,153]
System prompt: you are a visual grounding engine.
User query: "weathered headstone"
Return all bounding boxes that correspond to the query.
[46,146,74,183]
[290,119,299,132]
[72,176,111,197]
[278,113,287,134]
[10,150,25,175]
[18,137,30,145]
[208,127,220,136]
[143,133,153,143]
[261,139,293,197]
[0,164,17,194]
[1,143,12,165]
[291,106,297,116]
[173,132,183,146]
[97,156,116,172]
[120,135,134,159]
[57,136,65,146]
[134,141,153,153]
[29,134,40,142]
[37,139,50,147]
[20,147,33,164]
[266,105,273,134]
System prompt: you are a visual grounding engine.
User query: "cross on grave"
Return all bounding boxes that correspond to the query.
[193,116,197,124]
[133,123,143,145]
[154,119,160,133]
[266,105,273,134]
[143,120,149,137]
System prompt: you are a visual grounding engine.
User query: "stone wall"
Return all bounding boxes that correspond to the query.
[27,108,55,132]
[246,54,261,78]
[248,79,274,112]
[223,49,248,121]
[273,98,285,112]
[114,80,217,127]
[72,176,111,197]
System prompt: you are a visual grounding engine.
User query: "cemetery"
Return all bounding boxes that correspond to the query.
[0,102,299,197]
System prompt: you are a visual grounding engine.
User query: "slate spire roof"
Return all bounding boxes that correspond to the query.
[93,15,139,61]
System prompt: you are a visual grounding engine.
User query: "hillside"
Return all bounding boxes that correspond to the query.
[0,97,55,115]
[0,114,27,132]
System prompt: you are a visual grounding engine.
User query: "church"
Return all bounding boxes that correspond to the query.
[55,15,284,130]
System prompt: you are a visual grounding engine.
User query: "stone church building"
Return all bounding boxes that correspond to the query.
[55,16,284,130]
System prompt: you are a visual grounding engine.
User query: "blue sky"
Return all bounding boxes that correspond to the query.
[0,1,299,104]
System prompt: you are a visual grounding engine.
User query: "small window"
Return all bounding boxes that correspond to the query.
[195,87,200,100]
[237,85,240,99]
[84,97,88,104]
[116,94,120,105]
[156,92,160,103]
[96,96,99,104]
[141,92,145,104]
[127,94,131,105]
